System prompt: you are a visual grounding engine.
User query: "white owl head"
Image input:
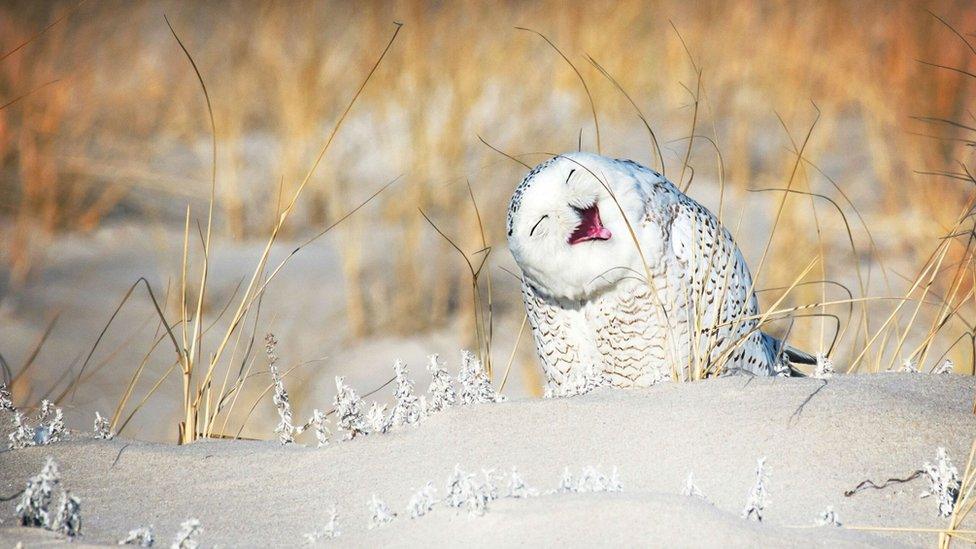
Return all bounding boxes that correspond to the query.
[506,152,649,301]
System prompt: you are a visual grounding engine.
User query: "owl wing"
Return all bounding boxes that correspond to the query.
[521,279,602,395]
[668,199,740,303]
[666,195,776,374]
[615,158,768,374]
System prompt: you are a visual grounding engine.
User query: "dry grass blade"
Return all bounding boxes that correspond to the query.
[912,116,976,134]
[477,135,531,169]
[0,0,87,62]
[153,21,402,443]
[940,439,976,547]
[916,58,976,81]
[232,359,322,439]
[68,277,181,404]
[499,313,528,393]
[516,26,601,154]
[927,8,976,56]
[0,353,11,387]
[585,54,665,176]
[800,156,895,357]
[164,13,218,442]
[467,180,495,376]
[667,133,727,220]
[668,20,703,192]
[10,312,59,390]
[419,207,493,374]
[677,73,702,192]
[0,78,60,111]
[731,105,821,363]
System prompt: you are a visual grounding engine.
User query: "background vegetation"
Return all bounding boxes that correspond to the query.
[1,0,975,440]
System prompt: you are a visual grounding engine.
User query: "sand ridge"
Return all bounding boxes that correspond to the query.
[0,374,972,547]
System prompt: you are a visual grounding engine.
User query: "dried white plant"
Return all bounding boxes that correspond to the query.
[555,467,575,493]
[741,457,768,522]
[333,377,368,439]
[458,350,505,405]
[45,406,66,444]
[94,411,115,440]
[170,518,202,549]
[550,362,607,398]
[900,358,920,373]
[682,472,706,499]
[16,457,61,528]
[407,482,438,519]
[813,353,834,379]
[608,468,623,491]
[0,383,13,412]
[921,447,960,517]
[445,465,475,508]
[25,400,66,446]
[366,402,392,435]
[54,491,82,538]
[460,474,491,516]
[425,354,456,413]
[118,526,155,546]
[552,466,622,493]
[506,467,538,498]
[464,484,491,516]
[37,399,56,423]
[300,409,330,448]
[367,495,396,529]
[576,466,604,493]
[8,411,35,449]
[303,503,339,544]
[265,333,295,444]
[391,360,423,427]
[443,465,492,514]
[15,457,83,537]
[815,506,841,527]
[482,469,501,502]
[577,466,622,493]
[933,359,954,375]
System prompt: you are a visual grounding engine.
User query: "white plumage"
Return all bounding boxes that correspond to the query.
[506,152,809,396]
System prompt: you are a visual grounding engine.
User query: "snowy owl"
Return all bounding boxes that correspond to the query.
[506,152,813,395]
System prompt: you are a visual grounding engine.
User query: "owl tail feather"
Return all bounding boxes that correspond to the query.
[781,342,816,377]
[762,332,816,377]
[783,344,816,366]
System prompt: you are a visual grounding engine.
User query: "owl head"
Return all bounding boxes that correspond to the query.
[506,152,648,301]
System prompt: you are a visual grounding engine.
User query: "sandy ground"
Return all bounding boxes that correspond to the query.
[1,374,973,547]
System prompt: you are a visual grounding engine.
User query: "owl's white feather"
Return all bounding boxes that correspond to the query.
[507,152,806,393]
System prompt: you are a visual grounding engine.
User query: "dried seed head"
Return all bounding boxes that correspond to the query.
[815,506,841,527]
[119,526,155,546]
[458,350,504,405]
[922,447,960,518]
[741,457,768,522]
[407,482,437,519]
[94,412,115,440]
[367,495,396,529]
[813,353,834,379]
[171,518,202,549]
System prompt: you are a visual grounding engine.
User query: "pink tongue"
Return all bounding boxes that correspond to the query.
[569,205,612,244]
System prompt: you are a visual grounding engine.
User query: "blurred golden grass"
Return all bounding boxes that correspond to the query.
[2,0,976,381]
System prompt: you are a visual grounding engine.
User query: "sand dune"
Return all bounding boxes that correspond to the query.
[1,374,972,547]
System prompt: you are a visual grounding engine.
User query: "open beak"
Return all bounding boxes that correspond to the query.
[568,204,612,245]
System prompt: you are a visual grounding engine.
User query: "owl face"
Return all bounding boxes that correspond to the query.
[507,152,645,301]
